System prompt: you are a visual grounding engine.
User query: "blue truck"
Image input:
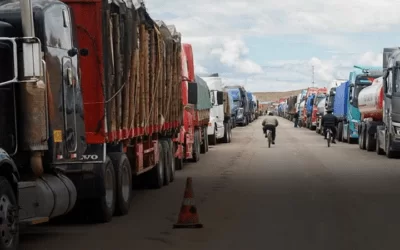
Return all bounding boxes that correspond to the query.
[247,91,255,122]
[225,88,239,128]
[305,93,316,129]
[333,66,383,143]
[224,86,250,126]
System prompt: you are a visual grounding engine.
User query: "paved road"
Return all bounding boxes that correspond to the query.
[20,117,400,250]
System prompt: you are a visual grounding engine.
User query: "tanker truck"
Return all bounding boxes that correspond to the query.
[374,47,400,158]
[358,77,384,152]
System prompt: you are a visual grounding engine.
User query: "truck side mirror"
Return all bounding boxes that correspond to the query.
[188,82,198,105]
[80,48,89,56]
[20,39,43,80]
[217,91,224,105]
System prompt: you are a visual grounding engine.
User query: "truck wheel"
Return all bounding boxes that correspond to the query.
[160,140,171,186]
[174,142,183,170]
[359,124,365,150]
[365,132,375,151]
[338,122,343,142]
[150,143,164,188]
[200,127,207,154]
[191,130,200,162]
[222,123,229,143]
[0,177,19,250]
[93,156,116,223]
[376,133,385,155]
[167,139,175,182]
[108,152,132,216]
[386,136,395,159]
[228,123,232,143]
[346,126,351,144]
[208,127,217,145]
[204,127,209,152]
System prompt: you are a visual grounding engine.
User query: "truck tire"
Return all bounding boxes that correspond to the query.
[204,127,209,152]
[191,130,200,162]
[200,127,207,154]
[93,156,116,223]
[337,122,343,142]
[222,123,229,143]
[108,152,132,216]
[376,133,385,155]
[0,176,19,250]
[228,123,232,143]
[174,142,183,170]
[167,139,175,182]
[386,135,395,159]
[359,124,366,150]
[365,131,375,151]
[208,126,217,145]
[160,140,171,186]
[149,143,164,188]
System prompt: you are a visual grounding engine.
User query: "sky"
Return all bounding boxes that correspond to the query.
[145,0,400,92]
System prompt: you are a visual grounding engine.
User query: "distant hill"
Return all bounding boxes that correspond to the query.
[254,89,306,102]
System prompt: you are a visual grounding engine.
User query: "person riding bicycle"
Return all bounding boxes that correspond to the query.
[321,109,338,143]
[262,112,279,144]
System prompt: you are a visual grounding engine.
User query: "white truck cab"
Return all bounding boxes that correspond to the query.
[202,76,225,145]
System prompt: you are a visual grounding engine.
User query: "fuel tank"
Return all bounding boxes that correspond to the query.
[358,77,383,121]
[18,173,77,220]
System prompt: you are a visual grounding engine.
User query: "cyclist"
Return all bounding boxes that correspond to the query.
[262,112,279,144]
[321,109,338,143]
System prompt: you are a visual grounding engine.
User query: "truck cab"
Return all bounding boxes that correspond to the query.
[203,75,225,144]
[342,66,383,143]
[376,48,400,157]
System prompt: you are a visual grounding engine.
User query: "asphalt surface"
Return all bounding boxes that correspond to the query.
[20,116,400,250]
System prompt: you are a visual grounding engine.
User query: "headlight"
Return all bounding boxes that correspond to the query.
[393,126,400,135]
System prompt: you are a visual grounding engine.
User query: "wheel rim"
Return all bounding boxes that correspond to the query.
[105,168,114,208]
[0,194,17,247]
[121,164,130,202]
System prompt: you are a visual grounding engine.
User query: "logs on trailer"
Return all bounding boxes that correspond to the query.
[358,77,384,121]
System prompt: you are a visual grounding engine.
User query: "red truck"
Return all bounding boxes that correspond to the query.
[301,87,318,127]
[177,43,212,165]
[311,87,327,130]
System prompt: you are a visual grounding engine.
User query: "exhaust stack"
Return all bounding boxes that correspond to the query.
[20,0,35,37]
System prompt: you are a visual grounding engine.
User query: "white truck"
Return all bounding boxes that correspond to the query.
[315,79,346,134]
[203,74,232,145]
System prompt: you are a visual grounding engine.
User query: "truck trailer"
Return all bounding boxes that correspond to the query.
[0,0,195,248]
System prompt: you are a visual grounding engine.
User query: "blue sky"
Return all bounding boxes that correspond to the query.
[145,0,400,92]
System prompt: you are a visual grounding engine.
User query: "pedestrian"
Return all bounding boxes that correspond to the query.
[294,112,299,127]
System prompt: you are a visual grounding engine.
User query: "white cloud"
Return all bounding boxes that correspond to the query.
[144,0,392,92]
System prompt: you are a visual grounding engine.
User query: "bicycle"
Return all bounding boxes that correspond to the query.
[326,128,333,147]
[266,129,273,148]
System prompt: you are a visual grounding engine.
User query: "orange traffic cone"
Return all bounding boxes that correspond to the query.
[173,177,203,229]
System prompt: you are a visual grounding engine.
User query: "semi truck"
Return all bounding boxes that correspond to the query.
[372,48,400,157]
[302,87,318,129]
[225,88,238,128]
[224,86,250,126]
[252,94,260,119]
[180,43,212,163]
[0,0,198,248]
[316,81,345,134]
[203,74,233,144]
[311,88,327,131]
[247,91,255,122]
[334,66,383,143]
[286,95,298,121]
